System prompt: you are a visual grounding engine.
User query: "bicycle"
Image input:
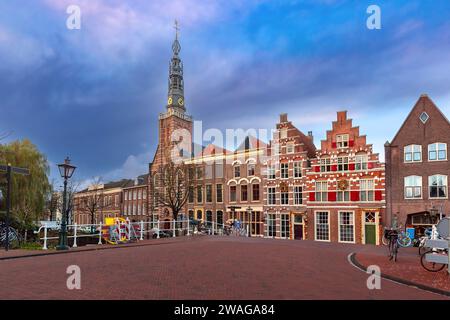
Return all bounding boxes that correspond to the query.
[386,229,399,262]
[420,248,448,272]
[382,227,412,248]
[0,222,22,248]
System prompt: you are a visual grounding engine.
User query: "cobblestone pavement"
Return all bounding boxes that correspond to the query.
[0,236,447,300]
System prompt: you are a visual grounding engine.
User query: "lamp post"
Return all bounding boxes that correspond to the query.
[246,206,253,237]
[56,157,76,251]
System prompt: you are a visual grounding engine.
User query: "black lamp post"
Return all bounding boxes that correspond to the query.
[56,157,76,251]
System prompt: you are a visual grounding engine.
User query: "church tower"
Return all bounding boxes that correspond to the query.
[149,21,193,220]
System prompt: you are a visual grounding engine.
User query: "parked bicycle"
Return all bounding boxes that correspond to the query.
[0,222,22,248]
[384,228,399,262]
[382,226,412,248]
[420,248,448,272]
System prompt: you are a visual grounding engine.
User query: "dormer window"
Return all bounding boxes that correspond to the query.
[280,128,288,140]
[336,134,349,148]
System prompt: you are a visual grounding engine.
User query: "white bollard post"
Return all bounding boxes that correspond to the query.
[173,219,176,238]
[73,223,78,248]
[126,218,131,241]
[157,219,160,239]
[43,226,48,250]
[98,222,102,245]
[187,219,190,236]
[140,220,144,241]
[212,220,215,236]
[247,224,249,237]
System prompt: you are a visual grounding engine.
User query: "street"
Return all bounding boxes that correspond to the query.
[0,236,446,300]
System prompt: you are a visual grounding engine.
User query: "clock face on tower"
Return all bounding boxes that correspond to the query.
[168,97,173,105]
[178,98,184,106]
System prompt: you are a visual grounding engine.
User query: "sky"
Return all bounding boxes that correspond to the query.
[1,0,450,188]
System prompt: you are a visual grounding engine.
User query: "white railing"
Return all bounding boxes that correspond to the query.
[34,218,253,250]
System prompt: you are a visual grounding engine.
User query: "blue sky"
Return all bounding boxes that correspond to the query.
[1,0,450,187]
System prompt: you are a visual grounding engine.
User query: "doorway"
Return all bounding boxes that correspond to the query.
[364,211,377,245]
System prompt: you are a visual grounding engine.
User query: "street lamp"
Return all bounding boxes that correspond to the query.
[246,206,253,237]
[56,157,76,251]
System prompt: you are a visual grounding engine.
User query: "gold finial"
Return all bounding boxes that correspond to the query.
[174,20,180,40]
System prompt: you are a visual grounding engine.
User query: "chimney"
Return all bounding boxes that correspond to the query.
[280,113,288,123]
[308,131,313,140]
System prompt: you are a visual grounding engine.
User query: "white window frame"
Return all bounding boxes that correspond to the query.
[404,144,422,163]
[428,143,447,162]
[281,191,289,205]
[280,214,290,239]
[294,186,302,205]
[360,179,375,202]
[404,175,422,199]
[293,161,302,178]
[428,175,448,199]
[280,163,289,179]
[267,165,276,180]
[280,128,288,139]
[314,211,330,242]
[315,181,328,202]
[267,187,276,205]
[336,134,349,148]
[286,142,294,154]
[355,154,368,170]
[338,211,355,244]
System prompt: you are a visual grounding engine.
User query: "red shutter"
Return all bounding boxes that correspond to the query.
[349,163,355,171]
[328,191,336,202]
[375,190,382,201]
[309,192,315,202]
[368,162,374,169]
[351,191,359,201]
[349,140,354,147]
[331,165,337,171]
[314,166,320,172]
[331,142,337,149]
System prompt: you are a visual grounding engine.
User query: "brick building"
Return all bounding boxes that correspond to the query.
[263,113,316,240]
[73,179,134,225]
[385,94,450,237]
[122,174,149,222]
[304,111,385,244]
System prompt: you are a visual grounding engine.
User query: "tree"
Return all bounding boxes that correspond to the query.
[151,157,196,221]
[0,139,51,238]
[79,177,105,230]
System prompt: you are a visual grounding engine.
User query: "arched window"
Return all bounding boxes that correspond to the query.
[428,143,447,161]
[429,175,447,199]
[404,176,422,199]
[404,144,422,162]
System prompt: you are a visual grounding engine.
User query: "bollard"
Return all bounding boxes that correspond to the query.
[212,221,215,236]
[187,219,190,236]
[98,222,102,245]
[173,219,176,238]
[157,219,160,239]
[43,225,48,250]
[140,220,144,241]
[73,223,78,248]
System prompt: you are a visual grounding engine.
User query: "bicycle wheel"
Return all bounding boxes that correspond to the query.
[420,250,446,272]
[418,243,427,256]
[392,242,398,262]
[397,234,412,247]
[382,235,389,246]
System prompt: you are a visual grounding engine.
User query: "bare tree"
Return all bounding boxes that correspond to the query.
[151,156,196,221]
[79,177,105,229]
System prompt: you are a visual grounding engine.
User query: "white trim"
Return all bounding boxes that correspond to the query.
[338,210,356,244]
[314,210,330,242]
[427,142,447,162]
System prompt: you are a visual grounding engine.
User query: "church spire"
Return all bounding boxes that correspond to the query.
[167,20,185,112]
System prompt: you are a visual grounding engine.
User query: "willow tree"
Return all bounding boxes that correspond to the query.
[0,139,51,237]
